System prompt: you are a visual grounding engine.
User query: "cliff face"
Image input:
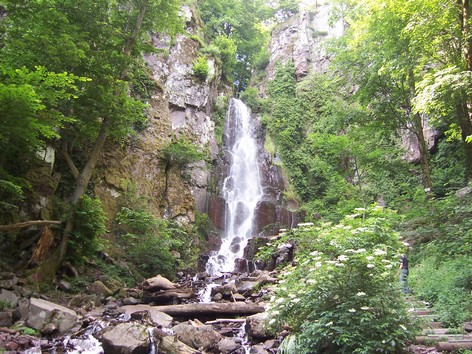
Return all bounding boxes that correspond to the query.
[94,6,227,226]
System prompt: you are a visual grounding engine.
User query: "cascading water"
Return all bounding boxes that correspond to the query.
[205,98,263,274]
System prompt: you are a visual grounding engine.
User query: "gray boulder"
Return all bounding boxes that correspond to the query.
[172,322,223,351]
[88,280,113,299]
[25,298,78,334]
[246,313,272,341]
[119,305,173,328]
[217,337,241,353]
[0,289,19,307]
[101,322,150,354]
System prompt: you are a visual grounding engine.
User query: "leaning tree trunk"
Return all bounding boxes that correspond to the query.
[408,68,434,192]
[459,0,472,180]
[57,1,149,265]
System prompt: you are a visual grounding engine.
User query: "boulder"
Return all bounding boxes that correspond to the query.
[88,280,113,298]
[101,322,150,354]
[246,313,272,341]
[69,294,102,310]
[0,309,14,327]
[172,322,223,351]
[25,298,78,334]
[0,289,19,308]
[119,305,173,328]
[250,344,271,354]
[217,337,240,353]
[143,275,176,291]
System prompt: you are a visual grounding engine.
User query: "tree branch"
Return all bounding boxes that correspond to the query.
[61,141,79,180]
[0,220,61,232]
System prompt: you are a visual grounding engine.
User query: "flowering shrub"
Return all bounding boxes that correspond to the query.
[266,206,418,353]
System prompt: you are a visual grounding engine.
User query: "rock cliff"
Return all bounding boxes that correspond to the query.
[94,5,228,226]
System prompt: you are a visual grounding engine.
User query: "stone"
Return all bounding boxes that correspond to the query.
[101,322,150,354]
[213,293,223,301]
[0,289,19,308]
[250,344,271,354]
[122,297,139,305]
[233,293,246,301]
[0,309,14,327]
[119,305,173,328]
[217,337,240,353]
[172,322,223,351]
[246,313,272,341]
[58,280,72,292]
[456,186,472,199]
[464,321,472,333]
[88,280,113,298]
[143,275,176,291]
[69,294,102,310]
[25,298,78,334]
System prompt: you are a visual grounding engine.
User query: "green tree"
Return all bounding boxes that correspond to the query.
[0,0,182,266]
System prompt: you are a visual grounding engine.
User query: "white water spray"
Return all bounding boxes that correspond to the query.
[205,99,263,274]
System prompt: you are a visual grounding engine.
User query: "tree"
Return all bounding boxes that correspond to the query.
[0,0,182,267]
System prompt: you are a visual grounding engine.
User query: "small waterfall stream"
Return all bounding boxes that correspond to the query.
[205,98,264,275]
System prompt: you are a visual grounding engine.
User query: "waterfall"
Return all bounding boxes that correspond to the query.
[206,98,263,274]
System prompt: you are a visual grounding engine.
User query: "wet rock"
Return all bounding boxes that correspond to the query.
[250,344,271,354]
[0,289,19,307]
[122,297,139,305]
[172,322,223,351]
[88,280,113,299]
[0,309,14,327]
[25,298,78,334]
[119,305,173,328]
[236,281,258,296]
[143,275,176,291]
[101,322,149,354]
[217,337,241,353]
[246,313,272,341]
[211,283,237,298]
[213,293,223,301]
[69,294,102,310]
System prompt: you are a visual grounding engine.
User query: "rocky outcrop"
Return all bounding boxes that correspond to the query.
[95,5,228,226]
[265,3,344,84]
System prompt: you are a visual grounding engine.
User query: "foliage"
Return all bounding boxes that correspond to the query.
[211,95,230,144]
[406,193,472,326]
[116,207,188,279]
[192,56,209,80]
[265,206,417,353]
[240,87,267,113]
[162,138,207,167]
[68,195,107,263]
[0,299,12,310]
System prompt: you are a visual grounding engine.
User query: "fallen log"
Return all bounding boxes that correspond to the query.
[143,288,195,304]
[206,318,247,325]
[152,302,265,318]
[0,220,61,231]
[436,341,472,351]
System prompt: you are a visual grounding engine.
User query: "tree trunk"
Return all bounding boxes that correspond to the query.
[408,68,434,192]
[0,220,61,232]
[412,112,434,191]
[459,0,472,180]
[57,2,151,265]
[456,100,472,179]
[151,302,265,318]
[59,117,109,262]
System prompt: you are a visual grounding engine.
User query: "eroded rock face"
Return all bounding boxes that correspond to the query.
[266,4,344,84]
[95,5,226,226]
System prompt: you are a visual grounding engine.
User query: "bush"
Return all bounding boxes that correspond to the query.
[265,206,417,353]
[68,195,107,263]
[162,138,207,167]
[116,207,188,279]
[192,56,209,80]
